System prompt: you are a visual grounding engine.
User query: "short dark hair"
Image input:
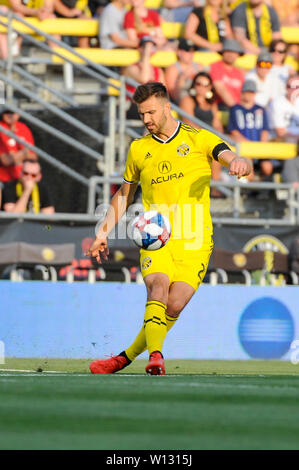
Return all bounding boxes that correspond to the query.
[133,82,169,104]
[269,39,288,53]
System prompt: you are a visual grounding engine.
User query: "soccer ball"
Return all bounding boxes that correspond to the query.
[131,210,171,250]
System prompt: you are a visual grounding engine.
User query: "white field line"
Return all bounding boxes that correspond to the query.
[0,369,65,373]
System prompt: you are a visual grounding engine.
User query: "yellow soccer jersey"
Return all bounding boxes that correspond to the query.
[123,122,231,251]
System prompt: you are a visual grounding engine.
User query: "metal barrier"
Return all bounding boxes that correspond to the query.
[0,124,90,187]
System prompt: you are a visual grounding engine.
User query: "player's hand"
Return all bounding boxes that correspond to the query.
[85,236,109,264]
[228,157,253,179]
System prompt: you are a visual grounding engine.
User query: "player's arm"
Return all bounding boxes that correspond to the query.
[86,181,138,263]
[217,149,253,179]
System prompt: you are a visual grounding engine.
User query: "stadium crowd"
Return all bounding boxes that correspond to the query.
[0,0,298,203]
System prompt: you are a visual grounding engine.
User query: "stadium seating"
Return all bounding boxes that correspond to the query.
[0,18,297,44]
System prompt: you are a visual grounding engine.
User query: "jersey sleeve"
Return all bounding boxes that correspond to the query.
[123,142,140,184]
[201,130,231,162]
[269,6,281,33]
[230,4,246,31]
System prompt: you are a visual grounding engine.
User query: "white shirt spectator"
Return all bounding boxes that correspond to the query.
[269,95,299,142]
[246,69,285,108]
[99,2,128,49]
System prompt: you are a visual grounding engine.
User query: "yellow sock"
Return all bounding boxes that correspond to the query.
[125,311,179,361]
[144,300,167,355]
[165,312,178,331]
[125,325,147,362]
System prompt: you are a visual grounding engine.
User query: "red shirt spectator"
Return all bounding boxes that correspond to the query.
[124,9,161,41]
[0,110,36,183]
[123,0,168,50]
[210,61,244,105]
[209,39,245,109]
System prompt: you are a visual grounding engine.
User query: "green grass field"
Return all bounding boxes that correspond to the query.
[1,358,299,450]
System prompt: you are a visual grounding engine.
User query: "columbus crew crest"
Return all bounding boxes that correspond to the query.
[177,143,190,156]
[142,257,152,270]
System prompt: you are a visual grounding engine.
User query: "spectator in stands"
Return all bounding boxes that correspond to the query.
[122,35,165,119]
[268,39,296,89]
[180,71,224,186]
[53,0,90,48]
[228,79,273,180]
[184,0,233,53]
[209,38,245,112]
[124,0,171,51]
[269,74,299,143]
[0,109,37,184]
[230,0,281,54]
[180,71,223,132]
[99,0,138,49]
[164,38,202,104]
[276,71,299,187]
[2,159,55,213]
[8,0,60,49]
[160,0,204,24]
[246,51,285,109]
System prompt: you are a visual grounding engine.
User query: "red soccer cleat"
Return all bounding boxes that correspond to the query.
[145,351,165,376]
[89,354,129,374]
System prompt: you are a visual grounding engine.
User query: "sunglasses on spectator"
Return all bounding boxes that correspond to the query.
[195,81,211,87]
[257,61,272,68]
[23,171,39,177]
[274,49,287,54]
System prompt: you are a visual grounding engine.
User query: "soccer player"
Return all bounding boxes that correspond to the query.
[86,82,252,375]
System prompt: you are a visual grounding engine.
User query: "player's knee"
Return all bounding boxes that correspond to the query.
[146,280,168,305]
[167,299,185,318]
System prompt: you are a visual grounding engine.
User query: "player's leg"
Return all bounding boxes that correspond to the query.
[90,249,172,375]
[165,243,213,323]
[90,273,169,375]
[124,280,193,362]
[143,272,169,353]
[127,273,170,376]
[166,281,196,323]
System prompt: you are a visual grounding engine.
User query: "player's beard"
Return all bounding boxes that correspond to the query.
[147,112,167,135]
